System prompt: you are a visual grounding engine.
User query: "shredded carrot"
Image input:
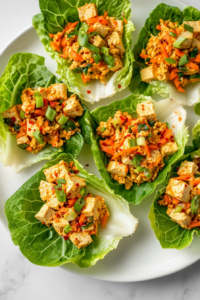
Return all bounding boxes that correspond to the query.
[49,33,54,39]
[145,141,151,158]
[164,194,171,204]
[79,214,86,225]
[100,139,114,147]
[63,21,79,33]
[186,62,199,70]
[81,73,91,84]
[163,128,172,139]
[140,53,149,59]
[68,199,77,207]
[161,44,169,59]
[58,207,67,214]
[150,54,162,64]
[158,138,168,146]
[111,146,139,160]
[148,144,159,150]
[156,24,161,31]
[185,202,191,208]
[52,133,58,147]
[89,230,97,235]
[26,146,33,152]
[131,126,138,134]
[110,134,116,141]
[177,85,185,93]
[190,220,200,228]
[191,178,200,186]
[176,28,181,36]
[101,211,109,228]
[71,225,77,231]
[88,26,94,33]
[173,175,191,181]
[104,11,108,17]
[173,198,180,205]
[34,109,46,116]
[70,161,74,168]
[166,45,173,54]
[59,54,68,59]
[16,132,26,139]
[124,18,128,25]
[164,32,171,45]
[113,138,125,149]
[50,41,61,53]
[101,146,115,156]
[70,51,84,62]
[175,49,185,57]
[194,54,200,63]
[170,68,179,80]
[90,57,94,64]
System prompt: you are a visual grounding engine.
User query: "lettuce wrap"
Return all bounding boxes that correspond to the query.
[0,53,90,173]
[130,3,200,106]
[4,153,138,268]
[32,0,134,103]
[90,94,188,204]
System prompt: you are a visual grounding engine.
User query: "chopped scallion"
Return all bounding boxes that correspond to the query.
[136,137,146,146]
[34,91,44,108]
[80,22,89,32]
[33,130,45,145]
[18,143,29,150]
[101,47,109,56]
[179,54,189,66]
[101,127,106,131]
[57,179,66,184]
[169,31,177,37]
[145,57,150,63]
[128,126,132,133]
[143,168,151,178]
[45,106,56,121]
[20,110,25,119]
[102,54,115,68]
[190,47,198,58]
[58,115,69,125]
[78,31,89,47]
[174,205,183,213]
[173,37,187,49]
[64,224,72,234]
[80,187,87,197]
[132,155,143,168]
[86,43,99,53]
[191,195,200,213]
[184,23,193,33]
[74,198,85,213]
[93,53,102,64]
[55,188,66,202]
[164,58,177,64]
[64,210,77,222]
[128,139,136,148]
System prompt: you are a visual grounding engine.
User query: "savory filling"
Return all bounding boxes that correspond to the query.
[158,159,200,229]
[1,83,84,154]
[96,101,178,189]
[140,19,200,92]
[49,3,125,84]
[35,160,109,249]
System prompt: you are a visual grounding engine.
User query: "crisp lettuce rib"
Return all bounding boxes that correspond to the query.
[4,153,138,268]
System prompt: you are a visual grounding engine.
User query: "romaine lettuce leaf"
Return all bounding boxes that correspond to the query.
[0,53,89,173]
[91,94,188,204]
[149,150,200,249]
[4,153,138,268]
[32,0,134,103]
[130,3,200,106]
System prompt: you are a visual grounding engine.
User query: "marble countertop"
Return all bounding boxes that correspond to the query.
[1,0,200,299]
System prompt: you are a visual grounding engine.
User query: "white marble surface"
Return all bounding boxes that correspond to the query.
[1,0,200,298]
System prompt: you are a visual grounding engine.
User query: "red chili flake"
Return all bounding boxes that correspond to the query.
[99,19,102,23]
[68,172,71,175]
[39,127,42,132]
[76,183,80,187]
[68,193,71,197]
[50,102,56,108]
[118,84,121,88]
[129,156,132,159]
[105,164,108,167]
[102,142,107,146]
[51,187,55,191]
[29,120,34,125]
[55,172,58,177]
[64,236,68,240]
[11,117,16,122]
[86,52,90,54]
[28,128,31,131]
[177,167,179,171]
[74,170,80,174]
[105,84,107,86]
[58,188,62,191]
[185,184,187,187]
[43,98,48,106]
[118,162,122,164]
[119,116,125,120]
[87,90,91,94]
[62,103,65,107]
[85,164,89,167]
[125,134,131,138]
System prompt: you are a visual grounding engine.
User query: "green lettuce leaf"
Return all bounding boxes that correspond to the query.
[91,94,188,204]
[149,150,200,249]
[0,53,89,173]
[32,0,134,103]
[4,153,138,268]
[130,3,200,106]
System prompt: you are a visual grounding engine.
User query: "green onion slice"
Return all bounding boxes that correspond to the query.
[58,115,69,125]
[132,155,143,168]
[81,222,93,230]
[74,198,85,213]
[34,91,44,108]
[191,195,200,213]
[128,126,132,133]
[101,127,106,132]
[86,43,99,53]
[173,37,187,49]
[78,31,89,47]
[18,143,29,150]
[145,57,150,63]
[190,47,198,58]
[184,23,193,33]
[33,130,45,145]
[45,106,56,122]
[174,205,183,213]
[143,168,151,178]
[20,110,25,119]
[179,54,189,67]
[80,22,89,32]
[64,224,72,234]
[93,53,102,64]
[148,120,155,127]
[102,54,115,68]
[169,31,177,37]
[64,210,77,222]
[101,47,109,56]
[80,187,87,197]
[128,139,136,148]
[164,58,177,64]
[57,179,66,184]
[55,188,66,203]
[138,124,149,132]
[136,137,146,146]
[113,119,120,128]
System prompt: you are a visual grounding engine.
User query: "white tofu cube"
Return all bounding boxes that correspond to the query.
[17,135,29,145]
[52,218,69,236]
[160,142,178,157]
[136,101,156,121]
[109,18,124,35]
[26,119,40,137]
[21,100,35,115]
[66,174,86,198]
[140,65,158,82]
[63,95,84,118]
[89,34,106,48]
[47,83,68,101]
[2,106,21,124]
[69,232,93,249]
[121,155,133,165]
[81,197,102,220]
[77,3,97,22]
[35,204,56,226]
[107,31,125,53]
[44,160,70,183]
[167,207,191,229]
[166,178,192,202]
[184,21,200,33]
[179,31,193,48]
[106,161,128,177]
[192,38,200,52]
[110,55,123,72]
[178,161,198,176]
[39,180,62,210]
[93,23,110,37]
[146,150,162,164]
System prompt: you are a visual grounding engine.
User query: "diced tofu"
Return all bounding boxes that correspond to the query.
[121,155,133,165]
[44,160,71,183]
[109,18,124,35]
[178,161,198,176]
[81,197,102,220]
[52,218,69,236]
[89,34,106,48]
[192,38,200,53]
[21,100,35,115]
[69,232,93,249]
[35,204,56,226]
[110,55,123,72]
[167,207,191,229]
[106,161,128,177]
[179,31,193,48]
[107,31,125,53]
[93,23,110,37]
[77,3,97,22]
[166,178,192,202]
[63,95,84,118]
[39,180,62,210]
[184,21,200,33]
[2,106,21,124]
[136,101,156,121]
[47,83,68,101]
[146,150,162,165]
[66,174,86,198]
[140,65,158,82]
[160,142,178,157]
[17,135,29,145]
[26,119,39,137]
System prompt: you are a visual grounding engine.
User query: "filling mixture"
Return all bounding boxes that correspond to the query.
[96,101,178,189]
[35,160,109,249]
[159,159,200,229]
[2,83,84,154]
[49,3,126,83]
[140,19,200,92]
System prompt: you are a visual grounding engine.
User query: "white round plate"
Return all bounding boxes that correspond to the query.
[1,0,200,282]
